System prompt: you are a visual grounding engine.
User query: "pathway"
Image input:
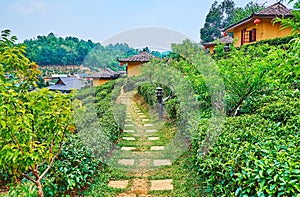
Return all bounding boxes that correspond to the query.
[107,90,175,196]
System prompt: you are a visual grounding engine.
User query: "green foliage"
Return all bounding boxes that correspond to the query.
[200,1,235,42]
[243,35,296,48]
[184,28,300,196]
[0,166,11,191]
[137,83,157,106]
[231,2,265,24]
[165,33,299,196]
[200,1,264,43]
[23,33,137,71]
[0,30,74,197]
[95,80,125,142]
[3,182,37,197]
[43,136,99,196]
[165,98,179,120]
[191,115,300,196]
[275,0,300,35]
[215,44,271,115]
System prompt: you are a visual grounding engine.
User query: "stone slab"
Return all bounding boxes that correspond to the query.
[108,180,129,189]
[124,130,135,133]
[131,178,148,194]
[142,119,150,122]
[144,124,153,127]
[150,146,165,151]
[123,137,136,141]
[121,147,137,151]
[119,193,136,197]
[137,113,144,115]
[153,159,172,166]
[125,124,134,127]
[138,159,151,167]
[150,179,173,191]
[118,159,135,166]
[139,115,147,118]
[145,129,157,133]
[148,137,160,141]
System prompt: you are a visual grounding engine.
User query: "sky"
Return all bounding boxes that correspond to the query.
[0,0,286,48]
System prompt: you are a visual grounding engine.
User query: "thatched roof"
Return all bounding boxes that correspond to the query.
[203,36,233,46]
[90,68,120,79]
[256,2,291,16]
[224,2,292,32]
[117,51,151,63]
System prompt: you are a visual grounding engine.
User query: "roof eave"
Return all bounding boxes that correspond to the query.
[224,13,293,32]
[224,15,254,32]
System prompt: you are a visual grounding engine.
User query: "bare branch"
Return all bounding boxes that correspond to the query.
[21,172,37,184]
[39,133,65,181]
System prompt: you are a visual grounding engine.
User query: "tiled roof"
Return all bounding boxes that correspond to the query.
[256,2,291,16]
[224,2,292,32]
[203,36,233,46]
[48,77,85,92]
[90,68,120,79]
[117,52,151,62]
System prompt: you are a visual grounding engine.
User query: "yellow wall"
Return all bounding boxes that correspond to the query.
[92,78,111,86]
[231,18,292,47]
[127,62,143,77]
[209,45,214,54]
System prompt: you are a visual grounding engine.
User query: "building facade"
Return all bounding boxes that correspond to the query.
[224,2,293,47]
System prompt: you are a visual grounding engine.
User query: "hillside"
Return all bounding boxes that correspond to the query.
[23,33,139,71]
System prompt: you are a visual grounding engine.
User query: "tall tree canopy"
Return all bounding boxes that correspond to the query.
[200,0,265,43]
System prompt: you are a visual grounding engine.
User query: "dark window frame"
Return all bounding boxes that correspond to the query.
[241,28,256,45]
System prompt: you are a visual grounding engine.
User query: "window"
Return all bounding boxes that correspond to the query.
[241,28,256,45]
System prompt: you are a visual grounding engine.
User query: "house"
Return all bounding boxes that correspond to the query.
[117,50,151,77]
[224,2,293,47]
[47,77,86,93]
[90,68,120,86]
[203,35,233,54]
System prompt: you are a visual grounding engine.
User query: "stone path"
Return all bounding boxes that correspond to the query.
[107,90,174,196]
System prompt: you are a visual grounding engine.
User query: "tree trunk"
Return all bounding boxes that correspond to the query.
[36,180,44,197]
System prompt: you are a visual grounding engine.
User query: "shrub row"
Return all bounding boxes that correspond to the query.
[191,113,300,196]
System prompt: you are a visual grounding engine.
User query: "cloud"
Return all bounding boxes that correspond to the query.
[10,0,47,15]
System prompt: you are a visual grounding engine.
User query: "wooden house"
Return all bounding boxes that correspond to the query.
[117,51,151,77]
[224,2,293,47]
[90,68,120,86]
[203,36,233,54]
[47,77,86,93]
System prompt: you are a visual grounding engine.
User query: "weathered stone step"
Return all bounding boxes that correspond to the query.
[153,159,172,166]
[150,146,165,151]
[145,129,156,133]
[148,137,159,141]
[150,179,173,191]
[121,147,137,151]
[108,180,129,189]
[124,130,135,133]
[122,137,136,141]
[118,159,135,166]
[144,124,153,127]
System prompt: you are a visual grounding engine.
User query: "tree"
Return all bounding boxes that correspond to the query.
[200,1,265,43]
[200,0,236,43]
[0,30,75,197]
[231,2,265,24]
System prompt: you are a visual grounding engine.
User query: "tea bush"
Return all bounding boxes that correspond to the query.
[43,136,99,196]
[191,115,300,196]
